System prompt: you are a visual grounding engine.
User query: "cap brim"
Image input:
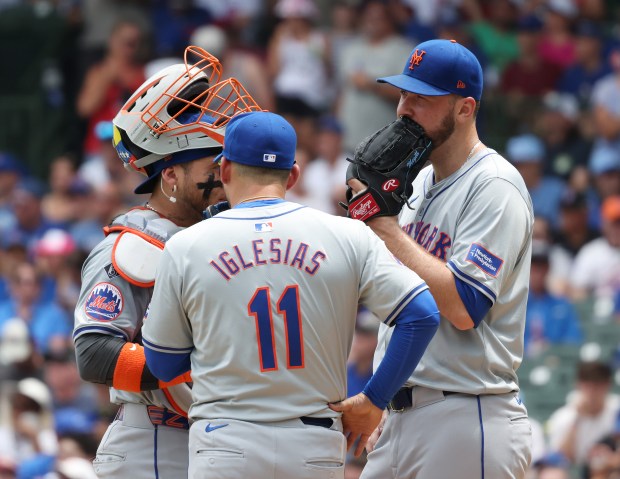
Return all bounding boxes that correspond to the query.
[377,74,452,96]
[134,174,158,194]
[213,152,223,164]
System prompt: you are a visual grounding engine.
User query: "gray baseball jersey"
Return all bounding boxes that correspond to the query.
[74,208,192,413]
[374,147,534,395]
[142,201,428,423]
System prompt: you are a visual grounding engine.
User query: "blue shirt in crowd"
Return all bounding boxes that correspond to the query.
[0,299,71,353]
[525,292,583,354]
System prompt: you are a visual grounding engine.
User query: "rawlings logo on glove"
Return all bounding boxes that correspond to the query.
[342,116,433,222]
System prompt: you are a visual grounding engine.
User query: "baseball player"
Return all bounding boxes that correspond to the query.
[141,111,440,479]
[73,47,261,478]
[344,39,534,478]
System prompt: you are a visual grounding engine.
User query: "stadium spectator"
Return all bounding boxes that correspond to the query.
[301,115,349,215]
[33,229,81,313]
[501,15,563,98]
[570,195,620,301]
[0,262,71,355]
[535,92,591,184]
[548,190,600,296]
[506,133,567,229]
[337,0,412,153]
[524,240,583,357]
[40,155,82,226]
[537,0,577,71]
[547,361,620,467]
[1,179,62,256]
[589,145,620,205]
[556,20,611,105]
[77,20,146,159]
[268,0,331,150]
[590,47,620,147]
[461,0,519,79]
[0,378,58,470]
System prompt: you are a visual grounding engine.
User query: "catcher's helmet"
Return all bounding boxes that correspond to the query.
[112,45,262,193]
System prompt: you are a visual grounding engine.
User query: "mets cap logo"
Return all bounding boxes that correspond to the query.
[408,49,426,70]
[85,282,124,321]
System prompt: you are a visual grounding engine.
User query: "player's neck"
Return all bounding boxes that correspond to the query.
[431,132,482,183]
[229,185,286,208]
[145,195,201,228]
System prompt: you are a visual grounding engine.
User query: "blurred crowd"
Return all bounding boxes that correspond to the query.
[1,0,620,477]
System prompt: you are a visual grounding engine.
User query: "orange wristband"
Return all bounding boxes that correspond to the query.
[112,343,146,392]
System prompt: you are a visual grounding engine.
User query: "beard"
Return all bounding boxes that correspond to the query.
[427,110,455,149]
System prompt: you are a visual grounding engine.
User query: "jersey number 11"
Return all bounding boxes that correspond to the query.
[248,285,305,372]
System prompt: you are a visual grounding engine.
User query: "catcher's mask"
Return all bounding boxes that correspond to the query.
[112,45,262,193]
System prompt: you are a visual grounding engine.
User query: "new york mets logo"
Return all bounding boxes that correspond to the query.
[382,178,400,192]
[85,282,123,321]
[408,49,426,70]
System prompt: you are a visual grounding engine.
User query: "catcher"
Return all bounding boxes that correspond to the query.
[73,46,261,478]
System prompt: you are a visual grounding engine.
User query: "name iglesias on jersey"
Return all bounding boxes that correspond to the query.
[209,238,327,281]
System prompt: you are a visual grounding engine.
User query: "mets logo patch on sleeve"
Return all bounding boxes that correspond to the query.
[85,282,124,321]
[465,243,504,277]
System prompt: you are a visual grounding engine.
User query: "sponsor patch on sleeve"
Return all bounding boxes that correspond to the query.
[465,243,504,277]
[85,282,124,321]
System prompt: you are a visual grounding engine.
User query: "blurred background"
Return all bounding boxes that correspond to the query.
[1,0,620,478]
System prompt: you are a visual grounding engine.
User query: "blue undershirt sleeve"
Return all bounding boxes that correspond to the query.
[144,346,191,382]
[453,276,492,328]
[362,289,439,409]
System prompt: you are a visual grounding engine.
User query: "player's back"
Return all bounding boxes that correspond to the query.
[161,200,418,422]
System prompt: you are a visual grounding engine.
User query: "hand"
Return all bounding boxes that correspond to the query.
[346,178,366,199]
[366,410,388,453]
[329,393,384,457]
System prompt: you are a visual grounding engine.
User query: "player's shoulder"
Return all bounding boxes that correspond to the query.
[472,148,522,182]
[469,148,531,198]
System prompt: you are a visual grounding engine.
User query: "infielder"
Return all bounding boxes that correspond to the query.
[344,39,533,478]
[73,47,261,478]
[142,111,440,479]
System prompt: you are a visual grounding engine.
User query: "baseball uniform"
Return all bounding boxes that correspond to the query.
[363,147,534,479]
[74,208,192,478]
[142,200,430,479]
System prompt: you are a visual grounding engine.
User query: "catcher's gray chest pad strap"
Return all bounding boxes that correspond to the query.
[107,210,183,287]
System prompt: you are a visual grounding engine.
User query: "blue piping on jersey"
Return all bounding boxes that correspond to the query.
[73,324,128,341]
[384,283,429,325]
[143,337,193,354]
[233,198,286,209]
[153,425,159,479]
[216,205,307,221]
[477,396,485,479]
[447,260,497,303]
[420,152,495,222]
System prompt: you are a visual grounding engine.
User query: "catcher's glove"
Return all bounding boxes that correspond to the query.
[343,116,433,222]
[202,201,230,219]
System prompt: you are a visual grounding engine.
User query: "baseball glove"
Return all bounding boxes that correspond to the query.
[343,116,433,222]
[202,201,230,219]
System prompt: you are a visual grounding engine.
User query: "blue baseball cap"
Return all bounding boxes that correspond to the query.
[589,145,620,175]
[506,134,545,163]
[377,39,483,101]
[215,111,297,170]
